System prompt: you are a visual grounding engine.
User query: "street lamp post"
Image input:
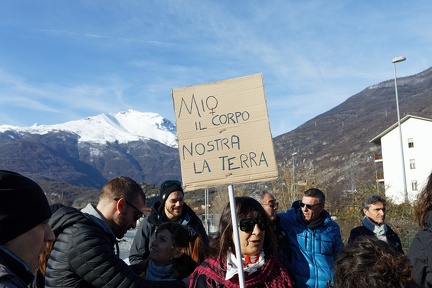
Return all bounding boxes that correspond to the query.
[292,152,297,201]
[392,56,408,202]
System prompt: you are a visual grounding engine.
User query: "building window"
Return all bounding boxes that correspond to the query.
[410,159,416,169]
[412,180,418,191]
[408,138,414,148]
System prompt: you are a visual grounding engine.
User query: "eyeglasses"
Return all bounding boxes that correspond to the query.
[161,180,181,189]
[262,201,279,209]
[299,202,322,210]
[239,218,268,232]
[114,197,143,221]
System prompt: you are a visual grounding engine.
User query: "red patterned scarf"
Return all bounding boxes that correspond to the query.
[190,254,293,288]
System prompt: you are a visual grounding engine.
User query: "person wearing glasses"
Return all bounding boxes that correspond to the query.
[129,180,209,266]
[249,190,292,273]
[44,176,149,288]
[348,194,403,254]
[0,170,55,288]
[189,197,293,287]
[278,188,344,288]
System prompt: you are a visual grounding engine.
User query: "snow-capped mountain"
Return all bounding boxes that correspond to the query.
[0,109,178,147]
[0,110,181,189]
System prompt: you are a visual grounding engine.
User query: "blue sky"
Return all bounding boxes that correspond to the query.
[0,1,431,137]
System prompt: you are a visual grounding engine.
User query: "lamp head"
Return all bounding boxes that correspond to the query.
[392,56,406,63]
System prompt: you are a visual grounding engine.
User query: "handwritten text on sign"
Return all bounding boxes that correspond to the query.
[172,74,278,191]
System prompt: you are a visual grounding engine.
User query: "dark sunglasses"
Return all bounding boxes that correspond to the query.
[299,202,322,209]
[161,180,181,189]
[239,218,268,232]
[262,201,279,209]
[114,197,143,221]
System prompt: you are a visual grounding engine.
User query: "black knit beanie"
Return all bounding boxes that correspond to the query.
[160,180,184,205]
[0,170,52,244]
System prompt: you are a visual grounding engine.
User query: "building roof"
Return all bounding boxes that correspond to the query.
[369,114,432,144]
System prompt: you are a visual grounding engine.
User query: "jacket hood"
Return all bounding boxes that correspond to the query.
[49,206,97,237]
[291,200,302,210]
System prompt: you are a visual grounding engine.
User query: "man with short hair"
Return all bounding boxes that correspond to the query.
[0,170,55,287]
[45,176,148,287]
[129,180,209,265]
[348,194,403,254]
[249,190,291,270]
[279,188,344,288]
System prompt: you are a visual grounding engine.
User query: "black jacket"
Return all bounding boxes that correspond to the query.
[0,247,35,288]
[45,205,148,288]
[129,201,209,265]
[45,207,186,288]
[348,223,404,254]
[409,212,432,287]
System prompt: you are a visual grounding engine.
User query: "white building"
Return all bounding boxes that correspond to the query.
[370,115,432,204]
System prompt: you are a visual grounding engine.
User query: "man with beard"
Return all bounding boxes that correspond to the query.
[45,176,149,288]
[278,188,344,288]
[348,194,403,254]
[129,180,209,265]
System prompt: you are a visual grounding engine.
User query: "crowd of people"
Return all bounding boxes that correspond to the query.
[1,168,432,287]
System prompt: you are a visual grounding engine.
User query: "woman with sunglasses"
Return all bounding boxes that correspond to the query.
[189,197,293,288]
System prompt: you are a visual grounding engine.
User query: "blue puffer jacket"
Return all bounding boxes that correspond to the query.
[278,204,343,288]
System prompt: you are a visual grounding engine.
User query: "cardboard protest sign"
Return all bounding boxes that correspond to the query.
[172,73,278,191]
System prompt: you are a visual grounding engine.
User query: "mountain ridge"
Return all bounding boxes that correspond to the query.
[0,110,181,189]
[1,67,431,203]
[0,109,178,147]
[273,67,432,194]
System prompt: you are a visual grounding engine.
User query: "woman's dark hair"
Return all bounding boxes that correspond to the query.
[209,196,277,263]
[415,171,432,228]
[156,222,206,279]
[334,236,415,288]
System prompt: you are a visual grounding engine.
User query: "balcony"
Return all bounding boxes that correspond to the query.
[376,172,384,182]
[374,154,383,162]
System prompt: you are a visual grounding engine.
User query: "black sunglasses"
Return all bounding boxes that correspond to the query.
[161,180,181,189]
[239,218,268,232]
[114,197,143,221]
[299,202,322,209]
[262,201,279,209]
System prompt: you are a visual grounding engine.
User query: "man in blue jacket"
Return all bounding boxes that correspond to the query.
[278,188,343,288]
